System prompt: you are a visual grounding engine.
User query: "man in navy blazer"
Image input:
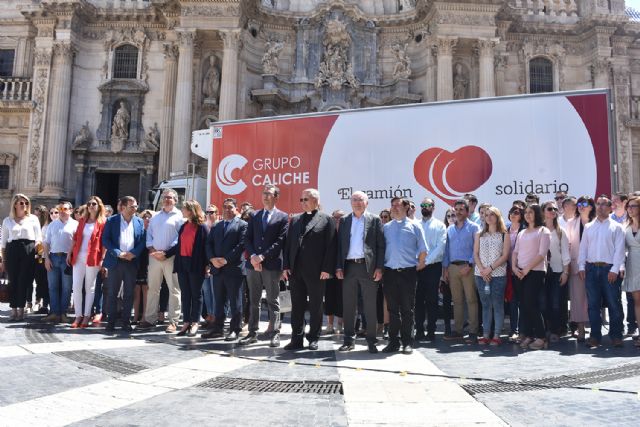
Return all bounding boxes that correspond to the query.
[239,184,289,348]
[202,197,248,341]
[101,196,146,332]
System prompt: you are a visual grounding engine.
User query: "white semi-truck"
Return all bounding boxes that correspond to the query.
[149,89,615,216]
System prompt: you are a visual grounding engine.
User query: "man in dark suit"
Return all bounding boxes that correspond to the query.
[101,196,146,333]
[336,191,385,353]
[202,197,248,341]
[283,188,336,351]
[240,184,289,348]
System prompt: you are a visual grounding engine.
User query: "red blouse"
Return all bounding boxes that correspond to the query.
[180,222,197,257]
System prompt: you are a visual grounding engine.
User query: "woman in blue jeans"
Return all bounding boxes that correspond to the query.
[473,206,511,345]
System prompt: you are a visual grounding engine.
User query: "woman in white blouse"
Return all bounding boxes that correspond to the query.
[542,200,571,343]
[0,194,42,321]
[623,196,640,346]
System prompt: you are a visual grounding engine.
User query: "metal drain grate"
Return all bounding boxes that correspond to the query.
[53,350,147,375]
[195,377,343,395]
[463,362,640,395]
[23,325,61,344]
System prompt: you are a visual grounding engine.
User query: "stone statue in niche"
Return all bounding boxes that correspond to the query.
[203,56,221,106]
[111,101,130,153]
[262,41,284,75]
[453,63,468,100]
[142,122,160,150]
[72,121,92,149]
[315,19,359,91]
[392,43,411,80]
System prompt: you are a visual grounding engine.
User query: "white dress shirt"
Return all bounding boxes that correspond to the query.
[1,215,43,249]
[578,217,626,273]
[44,217,78,253]
[346,213,365,259]
[421,216,447,265]
[119,215,135,252]
[146,207,184,251]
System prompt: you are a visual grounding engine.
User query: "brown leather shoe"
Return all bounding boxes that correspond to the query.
[611,338,624,348]
[586,338,600,348]
[165,323,177,333]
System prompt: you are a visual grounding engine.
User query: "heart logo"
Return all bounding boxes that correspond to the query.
[413,146,493,206]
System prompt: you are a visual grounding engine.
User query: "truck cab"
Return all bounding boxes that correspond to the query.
[148,174,207,211]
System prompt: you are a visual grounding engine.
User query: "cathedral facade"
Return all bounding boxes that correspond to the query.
[1,0,639,212]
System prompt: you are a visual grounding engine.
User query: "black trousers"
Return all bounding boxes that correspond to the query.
[34,261,49,306]
[177,257,204,323]
[383,267,417,346]
[290,271,325,344]
[106,259,137,325]
[520,270,546,339]
[415,263,442,335]
[5,240,36,308]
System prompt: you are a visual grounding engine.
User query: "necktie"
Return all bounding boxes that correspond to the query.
[262,210,269,231]
[223,221,229,233]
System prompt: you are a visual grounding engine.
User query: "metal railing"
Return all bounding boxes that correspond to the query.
[0,77,32,101]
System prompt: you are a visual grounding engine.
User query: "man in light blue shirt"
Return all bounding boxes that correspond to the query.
[138,188,184,331]
[382,197,427,355]
[415,198,446,342]
[443,198,481,341]
[465,193,481,225]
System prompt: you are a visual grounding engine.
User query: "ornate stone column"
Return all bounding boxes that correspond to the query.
[41,42,74,197]
[219,30,241,121]
[477,38,498,98]
[160,43,178,181]
[14,37,34,77]
[435,37,457,101]
[171,30,195,175]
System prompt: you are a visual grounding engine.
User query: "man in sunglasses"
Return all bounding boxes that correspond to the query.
[138,189,185,332]
[415,198,447,342]
[283,188,336,351]
[240,184,289,347]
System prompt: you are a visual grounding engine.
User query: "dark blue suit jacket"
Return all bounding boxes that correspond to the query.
[244,208,289,271]
[205,216,248,276]
[101,214,146,269]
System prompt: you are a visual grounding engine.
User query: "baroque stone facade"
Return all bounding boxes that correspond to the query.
[1,0,640,212]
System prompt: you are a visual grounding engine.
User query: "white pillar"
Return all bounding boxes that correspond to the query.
[477,38,498,98]
[159,43,178,181]
[171,30,195,175]
[436,37,457,101]
[219,30,241,121]
[41,42,74,197]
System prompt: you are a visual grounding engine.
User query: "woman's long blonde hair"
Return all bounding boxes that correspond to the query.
[480,206,507,236]
[9,193,31,219]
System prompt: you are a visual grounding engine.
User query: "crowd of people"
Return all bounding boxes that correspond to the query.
[1,186,639,354]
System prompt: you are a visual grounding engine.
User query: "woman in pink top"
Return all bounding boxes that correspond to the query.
[512,204,551,350]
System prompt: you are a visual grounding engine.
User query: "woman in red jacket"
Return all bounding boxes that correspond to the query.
[67,196,107,328]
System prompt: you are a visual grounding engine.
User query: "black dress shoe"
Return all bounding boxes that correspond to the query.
[105,322,115,332]
[415,331,426,342]
[308,341,319,350]
[270,333,280,348]
[368,343,379,354]
[402,345,413,355]
[338,343,355,352]
[122,323,133,333]
[426,333,436,342]
[239,333,257,345]
[284,341,304,351]
[225,331,238,341]
[201,329,223,339]
[382,343,400,353]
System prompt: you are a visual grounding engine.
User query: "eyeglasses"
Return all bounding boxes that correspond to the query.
[545,207,558,212]
[628,204,640,209]
[300,198,309,202]
[163,196,175,200]
[206,211,217,215]
[577,202,590,208]
[420,203,434,208]
[128,205,138,210]
[87,202,98,206]
[16,201,29,206]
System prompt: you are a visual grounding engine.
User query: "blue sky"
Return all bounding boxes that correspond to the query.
[628,0,640,9]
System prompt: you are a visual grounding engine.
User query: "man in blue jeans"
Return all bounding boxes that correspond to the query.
[578,195,626,348]
[43,201,77,324]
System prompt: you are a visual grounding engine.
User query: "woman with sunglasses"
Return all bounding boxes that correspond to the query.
[0,194,42,321]
[512,204,551,350]
[202,204,219,328]
[541,201,571,343]
[507,206,526,342]
[623,196,640,346]
[567,196,595,340]
[68,196,107,328]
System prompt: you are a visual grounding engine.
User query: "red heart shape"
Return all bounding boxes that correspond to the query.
[413,146,493,206]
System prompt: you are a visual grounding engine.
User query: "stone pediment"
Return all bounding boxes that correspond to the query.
[98,79,149,94]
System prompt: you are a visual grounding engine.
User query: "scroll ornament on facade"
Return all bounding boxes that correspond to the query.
[315,19,359,91]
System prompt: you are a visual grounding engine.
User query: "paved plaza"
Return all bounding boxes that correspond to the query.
[1,303,639,427]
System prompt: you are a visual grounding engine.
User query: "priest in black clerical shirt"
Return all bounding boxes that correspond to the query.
[282,188,336,350]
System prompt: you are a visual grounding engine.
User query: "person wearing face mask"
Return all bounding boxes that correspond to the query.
[282,188,337,351]
[415,198,446,342]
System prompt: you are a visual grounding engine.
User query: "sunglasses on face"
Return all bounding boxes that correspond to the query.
[206,211,217,215]
[554,196,564,201]
[50,211,59,215]
[420,203,434,208]
[510,211,521,216]
[16,201,29,206]
[300,198,309,202]
[545,207,558,212]
[87,202,98,206]
[577,202,590,208]
[447,214,456,218]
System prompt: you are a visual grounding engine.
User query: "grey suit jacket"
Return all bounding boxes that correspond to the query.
[336,211,385,276]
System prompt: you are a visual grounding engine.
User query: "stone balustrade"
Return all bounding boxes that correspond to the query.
[0,77,32,102]
[511,0,578,17]
[87,0,150,9]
